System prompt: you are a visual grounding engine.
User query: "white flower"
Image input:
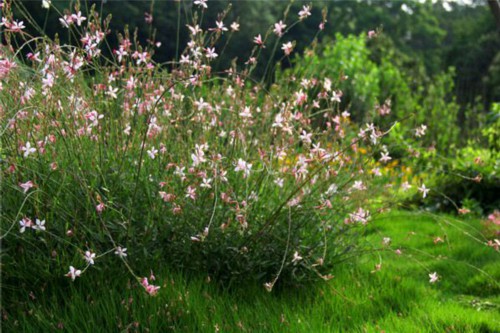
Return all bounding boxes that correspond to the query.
[42,0,51,9]
[292,251,302,263]
[351,181,366,191]
[114,246,128,258]
[147,147,158,160]
[401,181,412,191]
[106,86,118,99]
[205,47,218,60]
[230,22,240,32]
[33,219,46,231]
[331,90,342,103]
[200,178,212,189]
[21,142,37,158]
[429,272,439,283]
[66,266,81,281]
[418,184,430,198]
[323,78,332,92]
[299,130,312,144]
[379,152,392,163]
[415,124,427,137]
[234,159,252,178]
[84,251,96,265]
[274,178,284,188]
[194,0,207,9]
[71,11,86,26]
[239,106,252,118]
[349,208,371,224]
[326,184,338,196]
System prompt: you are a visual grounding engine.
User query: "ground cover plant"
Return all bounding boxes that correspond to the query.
[1,0,499,331]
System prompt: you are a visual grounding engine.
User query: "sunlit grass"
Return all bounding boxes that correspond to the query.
[3,211,498,332]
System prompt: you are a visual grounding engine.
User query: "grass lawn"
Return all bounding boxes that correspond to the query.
[2,211,499,332]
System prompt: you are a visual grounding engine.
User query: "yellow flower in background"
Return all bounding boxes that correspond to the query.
[388,160,399,168]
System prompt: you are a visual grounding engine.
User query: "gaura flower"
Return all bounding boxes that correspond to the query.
[66,266,81,281]
[84,251,96,265]
[115,246,128,258]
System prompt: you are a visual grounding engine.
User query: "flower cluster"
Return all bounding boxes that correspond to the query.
[0,0,439,290]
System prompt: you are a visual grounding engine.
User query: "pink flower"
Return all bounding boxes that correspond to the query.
[281,42,293,56]
[253,34,265,48]
[71,11,86,26]
[487,239,500,251]
[141,277,150,288]
[0,58,17,79]
[458,207,471,215]
[433,237,444,244]
[96,202,105,214]
[298,5,312,20]
[487,211,500,225]
[66,266,81,281]
[429,272,439,283]
[141,277,160,296]
[273,21,287,37]
[186,186,197,200]
[9,20,26,33]
[59,14,74,28]
[19,180,34,194]
[19,217,33,233]
[294,90,307,106]
[144,12,153,24]
[368,30,377,39]
[146,284,160,296]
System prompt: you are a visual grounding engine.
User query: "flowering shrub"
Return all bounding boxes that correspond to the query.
[1,0,436,292]
[281,33,461,151]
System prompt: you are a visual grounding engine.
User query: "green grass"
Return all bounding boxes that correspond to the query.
[2,211,499,332]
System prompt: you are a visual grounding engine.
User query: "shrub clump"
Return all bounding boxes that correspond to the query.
[1,1,430,291]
